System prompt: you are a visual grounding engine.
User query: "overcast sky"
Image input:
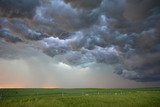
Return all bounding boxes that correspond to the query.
[0,0,160,88]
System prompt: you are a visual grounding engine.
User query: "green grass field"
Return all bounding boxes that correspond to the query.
[0,88,160,107]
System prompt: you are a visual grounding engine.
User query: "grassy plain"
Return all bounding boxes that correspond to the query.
[0,88,160,107]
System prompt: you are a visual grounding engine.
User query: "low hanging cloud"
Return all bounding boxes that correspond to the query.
[0,28,22,43]
[0,0,160,84]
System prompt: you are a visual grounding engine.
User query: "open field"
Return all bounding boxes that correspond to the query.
[0,88,160,107]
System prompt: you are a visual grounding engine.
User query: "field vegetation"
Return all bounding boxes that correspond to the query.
[0,88,160,107]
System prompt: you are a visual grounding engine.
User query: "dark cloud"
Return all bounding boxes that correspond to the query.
[124,0,160,21]
[112,0,160,82]
[0,28,22,43]
[34,0,99,32]
[100,0,126,19]
[0,0,160,82]
[114,53,160,82]
[10,19,47,40]
[0,18,47,42]
[0,0,39,18]
[64,0,102,10]
[30,0,160,82]
[41,30,120,66]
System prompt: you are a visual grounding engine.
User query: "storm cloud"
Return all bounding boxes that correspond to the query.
[64,0,103,10]
[0,0,160,86]
[0,0,39,18]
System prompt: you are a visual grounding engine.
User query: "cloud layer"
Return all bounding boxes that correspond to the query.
[0,0,160,83]
[0,0,39,18]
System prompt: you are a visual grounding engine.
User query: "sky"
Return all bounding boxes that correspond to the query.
[0,0,160,88]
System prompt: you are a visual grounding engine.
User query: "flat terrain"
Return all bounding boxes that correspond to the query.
[0,88,160,107]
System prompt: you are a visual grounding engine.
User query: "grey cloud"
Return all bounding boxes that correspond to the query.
[0,0,39,18]
[0,28,22,43]
[114,28,160,81]
[11,19,47,40]
[34,0,99,32]
[72,46,119,66]
[41,35,120,66]
[124,0,160,21]
[104,0,160,34]
[0,40,19,59]
[44,46,69,57]
[0,0,160,82]
[39,1,160,81]
[115,53,160,82]
[100,0,126,19]
[64,0,102,10]
[0,18,47,42]
[0,40,35,59]
[100,0,160,21]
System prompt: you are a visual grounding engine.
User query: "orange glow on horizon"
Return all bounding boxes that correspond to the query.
[0,85,27,89]
[41,86,60,89]
[0,84,61,89]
